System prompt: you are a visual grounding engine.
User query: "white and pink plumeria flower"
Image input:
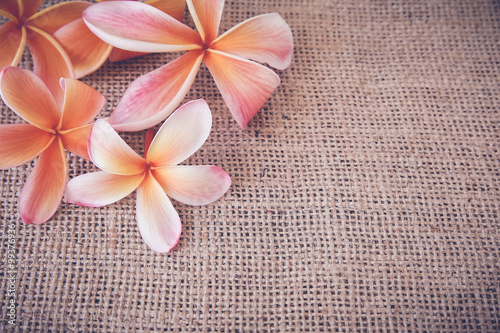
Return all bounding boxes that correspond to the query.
[83,0,294,130]
[65,99,231,253]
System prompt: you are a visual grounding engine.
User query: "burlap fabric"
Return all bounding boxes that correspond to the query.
[1,0,499,331]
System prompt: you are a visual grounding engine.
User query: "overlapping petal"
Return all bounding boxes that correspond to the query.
[0,124,54,169]
[66,171,145,207]
[136,173,182,253]
[148,0,186,22]
[211,13,294,70]
[147,99,212,166]
[0,22,26,69]
[153,165,230,205]
[203,49,280,128]
[20,0,44,20]
[18,138,67,225]
[26,26,74,106]
[83,1,201,53]
[0,0,19,20]
[27,1,90,34]
[89,119,146,175]
[53,19,112,78]
[58,78,105,130]
[186,0,224,44]
[110,50,204,131]
[59,124,93,160]
[0,66,60,130]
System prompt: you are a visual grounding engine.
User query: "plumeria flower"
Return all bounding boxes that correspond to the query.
[97,0,187,63]
[0,0,112,105]
[0,66,105,224]
[65,99,231,253]
[83,0,294,130]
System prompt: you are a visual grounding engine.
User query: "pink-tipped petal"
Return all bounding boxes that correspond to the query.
[147,0,186,22]
[212,13,294,70]
[19,137,67,225]
[0,22,26,69]
[89,119,146,175]
[66,171,144,207]
[53,19,112,78]
[0,124,54,169]
[0,66,60,130]
[136,173,182,253]
[26,26,74,107]
[110,50,203,131]
[0,0,19,20]
[153,165,230,205]
[203,49,280,128]
[146,99,212,166]
[27,1,90,34]
[186,0,224,44]
[83,1,201,53]
[58,78,105,130]
[19,0,43,20]
[59,124,92,160]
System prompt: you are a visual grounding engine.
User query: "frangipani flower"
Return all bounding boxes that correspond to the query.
[83,0,293,130]
[0,0,112,104]
[65,99,231,253]
[97,0,187,63]
[0,66,105,224]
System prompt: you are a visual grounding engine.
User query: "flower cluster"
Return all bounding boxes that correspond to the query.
[0,0,293,252]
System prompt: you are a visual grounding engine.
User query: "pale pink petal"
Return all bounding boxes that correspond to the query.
[136,173,182,253]
[26,26,74,107]
[110,50,203,131]
[203,49,280,128]
[0,124,54,169]
[89,119,146,175]
[146,99,212,166]
[59,124,92,160]
[19,138,67,225]
[147,0,186,22]
[27,2,90,34]
[83,1,201,53]
[0,66,60,130]
[66,171,144,207]
[19,0,43,19]
[186,0,224,44]
[53,19,112,78]
[153,165,230,205]
[0,22,26,69]
[212,13,294,70]
[0,0,19,20]
[58,78,105,130]
[108,48,148,63]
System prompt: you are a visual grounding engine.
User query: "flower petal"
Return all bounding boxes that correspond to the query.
[203,49,280,128]
[186,0,224,44]
[147,99,212,166]
[26,26,74,107]
[19,138,67,225]
[83,1,201,53]
[19,0,43,20]
[110,49,203,131]
[89,119,146,175]
[211,13,294,70]
[58,78,105,130]
[108,48,147,63]
[66,171,144,207]
[59,124,92,160]
[0,124,54,169]
[0,0,19,20]
[53,19,112,79]
[136,173,182,253]
[27,1,90,34]
[0,22,26,69]
[147,0,186,22]
[153,165,230,205]
[0,66,60,130]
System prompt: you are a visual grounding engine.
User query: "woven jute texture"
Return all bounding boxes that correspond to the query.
[1,0,499,331]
